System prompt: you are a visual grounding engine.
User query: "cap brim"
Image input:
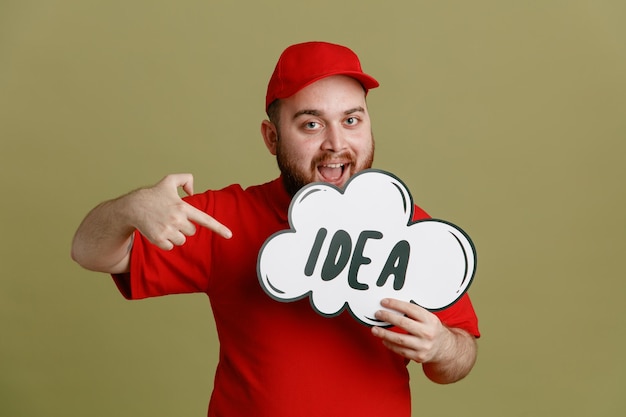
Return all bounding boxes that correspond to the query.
[277,71,380,102]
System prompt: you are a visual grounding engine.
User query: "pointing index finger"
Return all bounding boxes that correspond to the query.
[186,204,232,239]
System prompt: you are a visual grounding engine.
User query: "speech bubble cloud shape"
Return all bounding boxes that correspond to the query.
[257,169,476,327]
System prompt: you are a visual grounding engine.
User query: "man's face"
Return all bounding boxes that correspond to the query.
[271,75,375,196]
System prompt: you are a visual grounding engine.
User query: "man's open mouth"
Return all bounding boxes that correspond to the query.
[318,163,349,183]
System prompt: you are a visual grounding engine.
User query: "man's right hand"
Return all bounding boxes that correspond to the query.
[71,173,232,274]
[129,173,232,251]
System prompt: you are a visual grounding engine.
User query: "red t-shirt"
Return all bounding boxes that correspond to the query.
[113,177,479,417]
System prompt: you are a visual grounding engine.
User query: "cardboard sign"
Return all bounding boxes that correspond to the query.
[257,169,476,327]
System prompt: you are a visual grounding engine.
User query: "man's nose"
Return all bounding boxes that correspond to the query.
[321,125,347,152]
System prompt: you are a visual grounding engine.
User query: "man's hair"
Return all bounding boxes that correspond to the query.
[266,100,281,127]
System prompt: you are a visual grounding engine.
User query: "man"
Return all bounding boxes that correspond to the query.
[72,41,479,417]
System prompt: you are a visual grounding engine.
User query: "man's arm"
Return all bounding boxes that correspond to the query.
[71,196,136,274]
[371,298,477,384]
[71,173,232,274]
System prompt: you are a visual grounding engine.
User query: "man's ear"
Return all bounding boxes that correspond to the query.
[261,120,278,155]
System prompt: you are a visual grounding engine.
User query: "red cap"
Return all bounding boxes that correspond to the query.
[265,41,379,111]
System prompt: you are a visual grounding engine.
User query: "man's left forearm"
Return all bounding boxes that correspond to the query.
[422,327,478,384]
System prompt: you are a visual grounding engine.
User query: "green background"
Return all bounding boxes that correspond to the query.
[2,1,625,416]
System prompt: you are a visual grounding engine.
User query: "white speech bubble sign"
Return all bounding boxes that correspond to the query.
[257,169,476,327]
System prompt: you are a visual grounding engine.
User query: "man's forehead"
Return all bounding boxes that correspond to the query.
[290,75,365,97]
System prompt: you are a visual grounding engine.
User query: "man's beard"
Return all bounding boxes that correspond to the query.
[275,133,375,197]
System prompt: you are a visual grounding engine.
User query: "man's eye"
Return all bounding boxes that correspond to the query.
[305,122,320,129]
[345,117,359,126]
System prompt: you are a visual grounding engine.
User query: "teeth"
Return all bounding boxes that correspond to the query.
[324,163,344,168]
